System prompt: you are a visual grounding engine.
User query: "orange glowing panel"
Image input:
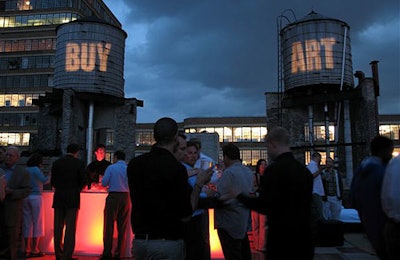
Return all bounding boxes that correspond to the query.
[208,209,224,259]
[41,193,223,258]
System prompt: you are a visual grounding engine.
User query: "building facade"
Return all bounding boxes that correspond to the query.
[135,115,400,170]
[135,117,268,167]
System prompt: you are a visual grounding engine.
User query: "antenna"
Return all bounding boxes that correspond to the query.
[276,9,296,126]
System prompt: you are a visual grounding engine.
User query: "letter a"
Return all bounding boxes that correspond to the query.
[291,42,306,73]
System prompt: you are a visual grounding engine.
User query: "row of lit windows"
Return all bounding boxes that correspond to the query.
[4,0,74,10]
[238,149,267,166]
[0,93,43,107]
[211,149,269,166]
[136,127,268,146]
[0,75,51,88]
[135,131,153,146]
[303,124,400,142]
[379,124,400,140]
[0,12,79,28]
[0,55,54,70]
[0,113,38,126]
[304,124,336,141]
[2,0,120,27]
[185,127,267,143]
[0,132,30,146]
[0,38,56,53]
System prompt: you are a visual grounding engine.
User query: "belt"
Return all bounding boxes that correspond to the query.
[134,233,181,240]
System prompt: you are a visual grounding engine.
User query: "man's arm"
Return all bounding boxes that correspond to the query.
[190,167,213,211]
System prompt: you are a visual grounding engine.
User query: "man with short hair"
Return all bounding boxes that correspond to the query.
[86,144,111,189]
[214,143,254,260]
[238,127,314,259]
[127,117,211,259]
[308,152,325,221]
[321,157,343,220]
[381,155,400,259]
[1,146,31,260]
[101,150,130,260]
[174,132,187,162]
[351,135,394,259]
[182,141,211,260]
[51,143,86,260]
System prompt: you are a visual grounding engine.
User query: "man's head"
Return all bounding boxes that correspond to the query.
[370,135,394,164]
[222,143,240,167]
[174,132,187,162]
[153,117,178,146]
[311,152,322,164]
[190,138,202,151]
[67,143,80,158]
[94,144,106,161]
[183,141,198,167]
[5,146,20,168]
[113,150,126,163]
[265,126,291,160]
[325,157,334,169]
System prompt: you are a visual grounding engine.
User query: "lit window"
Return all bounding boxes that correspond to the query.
[0,132,30,146]
[304,124,335,141]
[379,124,400,140]
[223,127,232,142]
[106,130,114,146]
[233,127,242,142]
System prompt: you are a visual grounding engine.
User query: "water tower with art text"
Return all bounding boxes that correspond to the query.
[267,10,381,186]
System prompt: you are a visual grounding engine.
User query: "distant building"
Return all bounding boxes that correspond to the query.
[136,117,268,166]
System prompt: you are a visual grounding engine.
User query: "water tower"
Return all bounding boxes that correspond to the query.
[35,16,142,161]
[267,10,380,186]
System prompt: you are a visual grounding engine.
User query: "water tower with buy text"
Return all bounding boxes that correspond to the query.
[35,16,142,161]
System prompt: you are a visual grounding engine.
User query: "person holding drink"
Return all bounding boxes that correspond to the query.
[182,140,212,260]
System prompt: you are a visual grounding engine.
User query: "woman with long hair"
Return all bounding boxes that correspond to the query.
[251,159,267,252]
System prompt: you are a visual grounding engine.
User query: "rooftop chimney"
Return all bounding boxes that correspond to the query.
[370,60,380,96]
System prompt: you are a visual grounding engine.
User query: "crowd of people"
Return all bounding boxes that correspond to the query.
[0,116,399,260]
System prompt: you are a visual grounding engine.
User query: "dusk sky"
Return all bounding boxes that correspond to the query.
[103,0,400,123]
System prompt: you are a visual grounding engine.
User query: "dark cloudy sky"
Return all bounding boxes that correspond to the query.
[103,0,400,123]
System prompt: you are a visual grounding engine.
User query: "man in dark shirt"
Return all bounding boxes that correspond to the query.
[238,126,314,260]
[351,135,393,259]
[51,143,86,260]
[127,117,211,259]
[1,146,31,260]
[86,144,111,189]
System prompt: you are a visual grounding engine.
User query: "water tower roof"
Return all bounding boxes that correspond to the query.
[291,10,349,27]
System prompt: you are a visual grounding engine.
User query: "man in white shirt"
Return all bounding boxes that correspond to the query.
[215,143,254,260]
[307,152,325,242]
[381,155,400,259]
[308,152,325,197]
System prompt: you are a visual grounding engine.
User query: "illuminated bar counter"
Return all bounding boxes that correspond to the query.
[40,190,223,258]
